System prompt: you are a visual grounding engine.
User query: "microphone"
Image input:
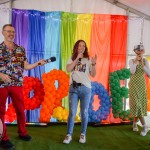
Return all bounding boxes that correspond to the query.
[38,56,56,65]
[79,50,83,62]
[45,56,56,63]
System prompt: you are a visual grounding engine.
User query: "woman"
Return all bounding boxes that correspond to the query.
[129,44,150,136]
[63,40,97,144]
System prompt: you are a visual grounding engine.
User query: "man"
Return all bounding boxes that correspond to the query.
[0,24,46,149]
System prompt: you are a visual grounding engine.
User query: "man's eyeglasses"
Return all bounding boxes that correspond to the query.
[3,30,15,34]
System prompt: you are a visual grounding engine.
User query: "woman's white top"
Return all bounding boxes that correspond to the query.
[67,57,92,88]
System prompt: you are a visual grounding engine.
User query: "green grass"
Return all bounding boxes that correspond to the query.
[6,124,150,150]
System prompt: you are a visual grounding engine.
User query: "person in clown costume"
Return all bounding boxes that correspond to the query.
[129,44,150,136]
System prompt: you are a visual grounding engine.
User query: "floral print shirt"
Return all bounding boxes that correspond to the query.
[0,42,27,87]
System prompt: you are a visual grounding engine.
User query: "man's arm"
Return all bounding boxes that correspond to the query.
[24,59,46,70]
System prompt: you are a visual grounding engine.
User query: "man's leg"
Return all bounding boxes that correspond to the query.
[0,88,14,149]
[9,86,27,136]
[0,87,9,141]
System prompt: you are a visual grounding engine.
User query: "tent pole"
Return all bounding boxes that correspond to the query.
[104,0,150,21]
[126,8,130,69]
[8,0,12,23]
[0,0,10,5]
[123,8,130,112]
[70,0,73,12]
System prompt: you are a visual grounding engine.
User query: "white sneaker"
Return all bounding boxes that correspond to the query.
[133,127,139,132]
[63,134,72,144]
[79,134,86,144]
[140,126,149,136]
[133,123,138,132]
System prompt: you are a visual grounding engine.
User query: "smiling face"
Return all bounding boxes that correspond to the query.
[2,25,15,42]
[72,40,89,61]
[78,41,86,54]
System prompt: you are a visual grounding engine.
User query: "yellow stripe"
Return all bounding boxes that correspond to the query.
[75,14,93,49]
[146,56,150,61]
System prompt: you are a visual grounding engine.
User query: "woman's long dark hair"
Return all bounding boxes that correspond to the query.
[71,40,89,61]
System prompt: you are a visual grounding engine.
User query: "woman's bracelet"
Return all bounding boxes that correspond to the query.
[92,63,96,66]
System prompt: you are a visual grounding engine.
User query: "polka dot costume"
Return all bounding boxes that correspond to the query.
[129,60,147,117]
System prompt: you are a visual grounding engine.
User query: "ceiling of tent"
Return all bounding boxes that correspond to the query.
[0,0,150,17]
[105,0,150,20]
[119,0,150,16]
[0,0,10,4]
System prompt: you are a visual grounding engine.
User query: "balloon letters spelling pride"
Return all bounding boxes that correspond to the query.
[5,67,132,123]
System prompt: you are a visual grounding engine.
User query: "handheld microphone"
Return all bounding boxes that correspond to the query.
[79,50,83,62]
[45,56,56,63]
[38,56,56,65]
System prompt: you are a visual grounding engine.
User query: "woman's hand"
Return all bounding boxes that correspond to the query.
[134,55,144,67]
[134,55,142,64]
[91,55,97,65]
[90,55,97,77]
[77,52,83,60]
[139,58,144,67]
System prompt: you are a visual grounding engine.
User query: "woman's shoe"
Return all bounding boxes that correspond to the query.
[133,122,138,131]
[133,127,139,131]
[63,134,72,144]
[79,134,86,144]
[140,126,149,136]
